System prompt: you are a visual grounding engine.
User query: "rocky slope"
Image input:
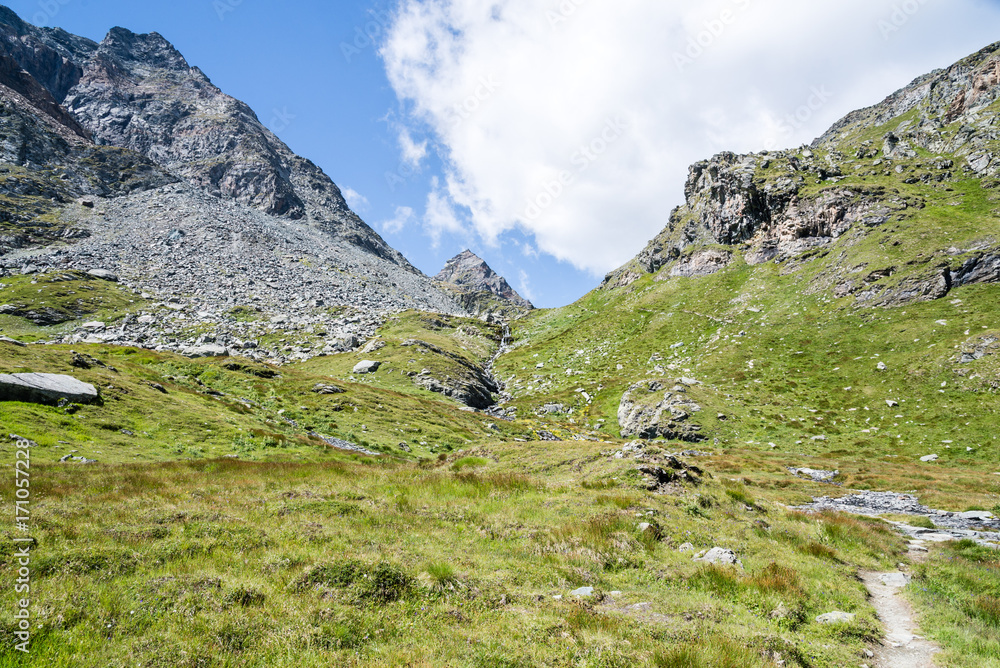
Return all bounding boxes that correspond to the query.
[0,5,496,355]
[0,8,407,266]
[605,41,1000,310]
[434,250,533,317]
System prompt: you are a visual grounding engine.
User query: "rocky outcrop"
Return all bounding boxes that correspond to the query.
[617,379,705,442]
[401,338,499,409]
[814,41,1000,177]
[603,40,1000,309]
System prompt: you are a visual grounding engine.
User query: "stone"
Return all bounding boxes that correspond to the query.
[637,521,663,540]
[886,400,898,407]
[879,572,909,588]
[86,269,119,282]
[0,336,26,347]
[569,587,595,598]
[352,360,381,374]
[788,467,839,483]
[311,383,345,395]
[678,543,695,552]
[920,454,939,462]
[183,344,229,358]
[958,511,994,521]
[877,362,888,371]
[0,373,99,405]
[694,547,740,566]
[816,611,855,624]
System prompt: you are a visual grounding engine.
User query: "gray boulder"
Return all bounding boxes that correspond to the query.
[352,360,382,374]
[87,269,119,282]
[816,611,855,624]
[694,547,740,566]
[183,344,229,358]
[0,373,99,405]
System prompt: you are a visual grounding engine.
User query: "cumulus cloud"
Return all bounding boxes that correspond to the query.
[380,205,416,234]
[397,126,428,167]
[381,0,1000,275]
[423,177,466,245]
[341,186,369,213]
[517,269,536,303]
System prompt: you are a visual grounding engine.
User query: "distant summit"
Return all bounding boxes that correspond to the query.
[435,250,533,316]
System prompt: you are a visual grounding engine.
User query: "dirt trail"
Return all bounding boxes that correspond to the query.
[862,540,942,668]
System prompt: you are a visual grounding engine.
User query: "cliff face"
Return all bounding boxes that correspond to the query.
[606,41,1000,309]
[0,7,413,269]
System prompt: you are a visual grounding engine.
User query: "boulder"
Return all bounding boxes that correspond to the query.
[694,547,740,566]
[816,611,855,624]
[0,336,26,347]
[0,373,99,405]
[312,383,345,395]
[183,344,229,358]
[87,269,119,282]
[352,360,381,374]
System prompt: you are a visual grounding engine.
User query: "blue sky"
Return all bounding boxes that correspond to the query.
[8,0,1000,307]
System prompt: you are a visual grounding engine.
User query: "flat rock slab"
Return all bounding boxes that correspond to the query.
[0,373,99,405]
[862,571,940,668]
[352,360,381,374]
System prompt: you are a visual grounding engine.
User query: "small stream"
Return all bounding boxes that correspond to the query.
[482,321,514,415]
[795,491,1000,547]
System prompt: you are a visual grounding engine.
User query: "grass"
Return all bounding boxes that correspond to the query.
[0,441,909,667]
[0,341,522,464]
[910,539,1000,666]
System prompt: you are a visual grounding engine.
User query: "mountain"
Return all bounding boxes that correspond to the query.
[491,40,1000,454]
[434,250,533,317]
[3,17,1000,668]
[603,41,1000,308]
[0,5,497,360]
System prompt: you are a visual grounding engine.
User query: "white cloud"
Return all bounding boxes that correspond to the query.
[381,0,1000,275]
[423,177,465,246]
[341,186,369,212]
[517,269,535,303]
[380,205,415,234]
[398,126,428,167]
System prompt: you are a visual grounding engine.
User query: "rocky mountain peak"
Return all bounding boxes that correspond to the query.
[99,27,190,74]
[435,250,533,312]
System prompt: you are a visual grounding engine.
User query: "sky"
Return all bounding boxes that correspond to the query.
[7,0,1000,307]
